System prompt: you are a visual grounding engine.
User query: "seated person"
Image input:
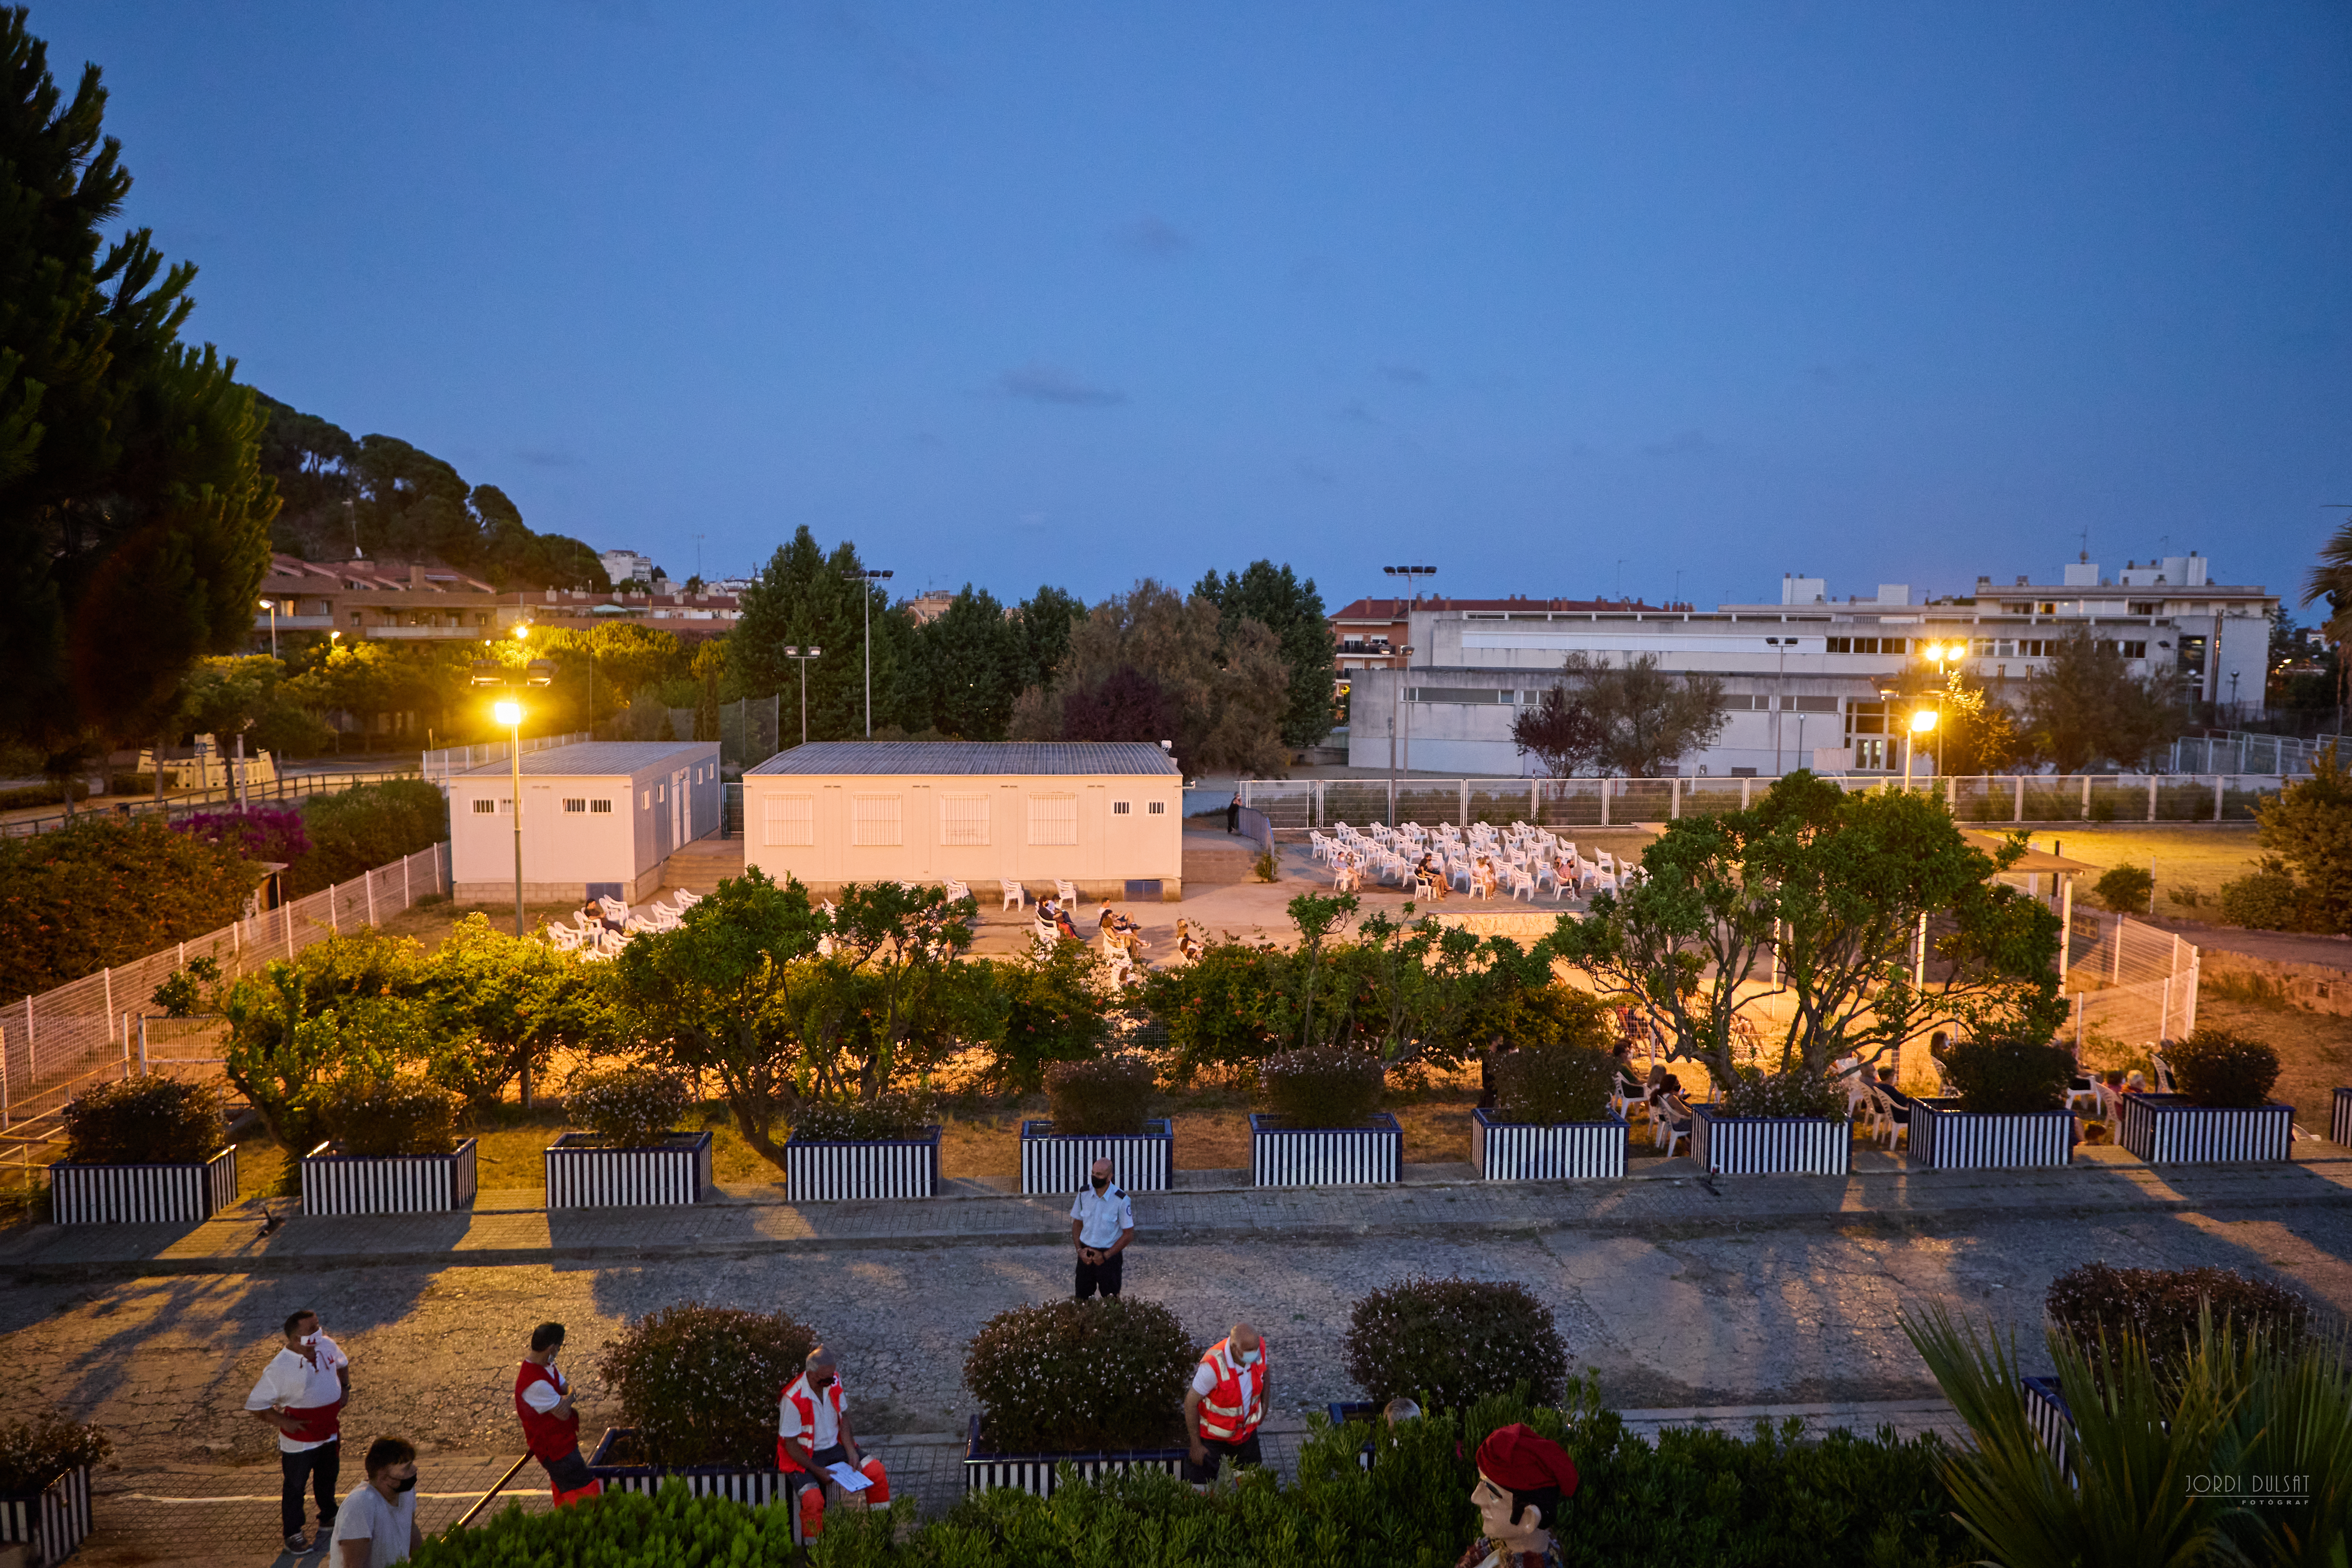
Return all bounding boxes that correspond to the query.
[1051,903,1081,941]
[1415,853,1449,899]
[1097,905,1146,950]
[1872,1066,1912,1125]
[1174,919,1204,962]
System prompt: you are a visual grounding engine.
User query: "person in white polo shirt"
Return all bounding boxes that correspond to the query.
[245,1307,351,1554]
[1069,1157,1133,1299]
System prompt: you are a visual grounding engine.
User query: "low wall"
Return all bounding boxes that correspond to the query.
[2199,947,2352,1017]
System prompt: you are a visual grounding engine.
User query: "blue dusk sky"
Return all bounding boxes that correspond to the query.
[42,2,2352,612]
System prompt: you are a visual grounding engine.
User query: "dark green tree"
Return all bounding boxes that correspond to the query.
[1011,584,1086,695]
[1194,560,1337,747]
[911,585,1021,739]
[0,9,277,769]
[732,526,908,742]
[2024,628,2188,772]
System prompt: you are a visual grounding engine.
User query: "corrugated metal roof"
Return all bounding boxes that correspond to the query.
[745,741,1179,777]
[457,741,718,778]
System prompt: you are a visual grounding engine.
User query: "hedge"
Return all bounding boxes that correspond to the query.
[965,1298,1196,1453]
[0,816,259,999]
[596,1303,817,1468]
[284,777,449,897]
[61,1077,227,1165]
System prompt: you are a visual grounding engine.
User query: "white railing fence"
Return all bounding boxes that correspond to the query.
[1238,773,2289,830]
[2067,915,2199,1055]
[2169,732,2342,777]
[422,733,591,782]
[0,843,451,1144]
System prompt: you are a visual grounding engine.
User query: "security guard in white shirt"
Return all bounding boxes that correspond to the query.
[1068,1158,1133,1298]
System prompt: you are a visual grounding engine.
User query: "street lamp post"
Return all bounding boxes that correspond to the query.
[1903,707,1938,789]
[1919,640,1962,778]
[782,646,823,745]
[1388,643,1416,821]
[843,568,893,736]
[471,641,555,939]
[260,599,278,659]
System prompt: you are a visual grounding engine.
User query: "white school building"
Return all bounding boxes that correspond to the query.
[448,741,723,904]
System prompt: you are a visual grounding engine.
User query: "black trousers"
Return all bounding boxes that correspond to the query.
[1182,1430,1262,1484]
[281,1440,340,1536]
[1075,1251,1124,1299]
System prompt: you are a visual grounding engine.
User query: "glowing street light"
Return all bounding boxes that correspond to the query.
[1903,707,1937,788]
[782,646,823,747]
[495,695,526,934]
[259,598,279,659]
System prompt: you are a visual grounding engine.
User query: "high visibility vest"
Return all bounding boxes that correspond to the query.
[1193,1338,1268,1443]
[777,1373,846,1473]
[514,1362,582,1463]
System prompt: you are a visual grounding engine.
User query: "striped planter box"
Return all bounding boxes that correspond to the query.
[962,1415,1185,1497]
[48,1147,237,1226]
[1249,1112,1403,1187]
[586,1428,799,1540]
[0,1464,92,1566]
[544,1131,712,1208]
[1690,1108,1851,1176]
[1906,1100,2074,1171]
[2114,1094,2293,1164]
[1471,1109,1628,1180]
[2333,1087,2352,1149]
[300,1139,478,1216]
[2021,1376,2073,1479]
[1018,1119,1174,1194]
[785,1126,940,1201]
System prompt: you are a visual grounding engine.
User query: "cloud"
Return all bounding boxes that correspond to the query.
[1335,400,1379,425]
[1112,216,1190,258]
[1376,363,1429,385]
[515,447,582,468]
[1642,429,1721,459]
[999,363,1126,407]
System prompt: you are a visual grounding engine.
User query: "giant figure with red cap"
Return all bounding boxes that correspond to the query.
[1459,1422,1579,1568]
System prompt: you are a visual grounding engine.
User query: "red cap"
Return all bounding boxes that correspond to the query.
[1476,1424,1579,1497]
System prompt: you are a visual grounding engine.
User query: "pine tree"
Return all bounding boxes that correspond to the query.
[1193,560,1337,747]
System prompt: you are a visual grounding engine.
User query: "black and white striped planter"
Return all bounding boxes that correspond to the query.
[1690,1108,1851,1176]
[2332,1087,2351,1149]
[962,1415,1185,1497]
[48,1147,237,1225]
[1018,1119,1173,1194]
[1470,1108,1628,1180]
[2114,1094,2293,1164]
[2021,1376,2073,1479]
[1249,1112,1402,1187]
[300,1139,478,1216]
[0,1463,92,1565]
[586,1427,799,1539]
[1906,1100,2074,1171]
[544,1131,713,1208]
[785,1125,940,1201]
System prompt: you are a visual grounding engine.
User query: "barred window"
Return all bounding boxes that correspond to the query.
[763,794,814,847]
[563,798,587,813]
[1112,801,1132,815]
[1027,793,1078,846]
[851,794,902,846]
[1148,801,1166,815]
[940,794,989,845]
[591,799,613,814]
[472,799,496,814]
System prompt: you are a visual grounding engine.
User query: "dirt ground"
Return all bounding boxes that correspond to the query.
[2193,995,2352,1131]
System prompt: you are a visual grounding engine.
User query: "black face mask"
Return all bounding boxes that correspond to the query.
[391,1474,416,1494]
[1091,1177,1109,1191]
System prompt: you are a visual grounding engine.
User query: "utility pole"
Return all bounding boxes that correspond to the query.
[844,568,892,736]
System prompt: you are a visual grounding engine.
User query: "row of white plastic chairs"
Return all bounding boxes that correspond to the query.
[1311,824,1639,902]
[543,888,706,959]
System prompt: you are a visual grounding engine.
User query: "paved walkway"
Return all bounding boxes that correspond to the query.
[9,1145,2350,1283]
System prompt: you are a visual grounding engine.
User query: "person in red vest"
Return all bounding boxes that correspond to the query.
[243,1308,350,1555]
[1182,1321,1269,1488]
[514,1321,603,1508]
[777,1346,888,1540]
[1461,1422,1580,1568]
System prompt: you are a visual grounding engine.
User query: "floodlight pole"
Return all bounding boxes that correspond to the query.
[509,717,525,937]
[845,569,893,736]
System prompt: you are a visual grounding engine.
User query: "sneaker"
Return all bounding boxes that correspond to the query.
[285,1530,311,1552]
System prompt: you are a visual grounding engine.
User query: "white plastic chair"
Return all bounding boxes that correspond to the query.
[1055,879,1079,905]
[2148,1049,2177,1096]
[597,895,628,923]
[1001,880,1026,911]
[1656,1098,1691,1158]
[545,925,583,952]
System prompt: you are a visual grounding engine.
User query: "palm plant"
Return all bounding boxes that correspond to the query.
[2303,516,2352,723]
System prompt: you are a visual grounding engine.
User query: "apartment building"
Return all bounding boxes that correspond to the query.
[1329,595,1675,673]
[252,554,746,646]
[1343,553,2277,778]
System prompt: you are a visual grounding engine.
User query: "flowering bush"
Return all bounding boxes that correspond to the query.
[0,1409,113,1492]
[598,1302,817,1467]
[2166,1029,2281,1109]
[1491,1044,1616,1124]
[1256,1046,1382,1129]
[1342,1275,1569,1408]
[790,1093,934,1142]
[964,1298,1196,1453]
[566,1068,691,1148]
[1043,1056,1155,1136]
[173,805,311,866]
[318,1077,461,1157]
[1717,1066,1845,1119]
[285,778,449,897]
[61,1076,226,1165]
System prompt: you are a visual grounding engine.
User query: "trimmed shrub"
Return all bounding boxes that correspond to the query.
[2217,864,2312,933]
[0,780,90,810]
[1718,1067,1844,1119]
[61,1077,226,1165]
[790,1092,934,1142]
[1257,1046,1383,1129]
[1491,1044,1616,1124]
[597,1302,817,1467]
[2091,864,2153,915]
[1940,1037,2074,1115]
[566,1068,690,1148]
[1343,1275,1569,1408]
[1043,1056,1155,1136]
[2167,1028,2281,1109]
[2046,1262,2308,1384]
[0,816,258,998]
[286,778,449,897]
[319,1078,461,1157]
[0,1409,113,1492]
[965,1298,1196,1453]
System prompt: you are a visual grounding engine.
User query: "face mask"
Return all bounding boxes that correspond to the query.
[1091,1177,1108,1191]
[301,1332,319,1345]
[391,1474,416,1494]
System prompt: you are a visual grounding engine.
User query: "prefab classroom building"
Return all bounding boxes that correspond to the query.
[742,741,1185,901]
[448,741,723,904]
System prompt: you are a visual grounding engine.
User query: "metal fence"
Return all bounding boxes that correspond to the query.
[1238,773,2291,830]
[0,843,451,1152]
[2169,731,2342,777]
[2,766,422,839]
[2065,915,2199,1053]
[421,733,591,782]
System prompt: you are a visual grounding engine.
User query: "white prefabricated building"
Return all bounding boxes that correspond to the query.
[742,741,1184,901]
[448,741,723,904]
